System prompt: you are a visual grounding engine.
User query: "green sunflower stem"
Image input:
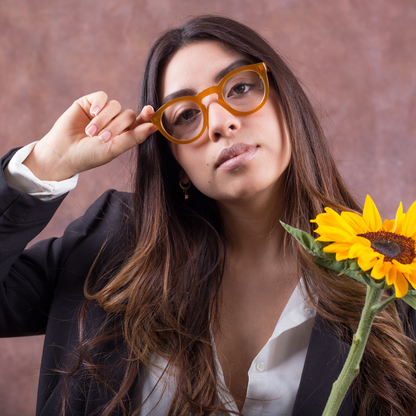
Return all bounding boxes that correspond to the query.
[322,285,384,416]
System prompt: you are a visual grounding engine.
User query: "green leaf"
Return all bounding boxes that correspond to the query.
[402,290,416,310]
[361,273,387,289]
[315,257,368,286]
[314,257,386,289]
[280,221,331,258]
[280,222,388,290]
[338,259,361,275]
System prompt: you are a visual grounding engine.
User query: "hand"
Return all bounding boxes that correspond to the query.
[23,91,157,181]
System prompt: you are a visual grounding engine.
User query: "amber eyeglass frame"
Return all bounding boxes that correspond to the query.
[150,62,270,144]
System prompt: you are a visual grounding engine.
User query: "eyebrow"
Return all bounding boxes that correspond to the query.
[214,59,252,83]
[162,58,252,105]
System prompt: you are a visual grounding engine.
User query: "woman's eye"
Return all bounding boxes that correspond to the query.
[174,109,200,125]
[229,83,254,96]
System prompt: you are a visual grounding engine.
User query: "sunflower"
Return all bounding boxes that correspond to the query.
[311,195,416,297]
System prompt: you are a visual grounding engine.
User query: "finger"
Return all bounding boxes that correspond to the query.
[129,105,155,129]
[84,100,123,138]
[94,109,137,143]
[104,122,158,158]
[85,91,109,117]
[76,91,109,117]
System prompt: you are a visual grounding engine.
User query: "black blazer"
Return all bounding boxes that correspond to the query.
[0,149,404,416]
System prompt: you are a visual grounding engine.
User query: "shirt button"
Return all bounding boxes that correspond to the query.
[256,361,266,372]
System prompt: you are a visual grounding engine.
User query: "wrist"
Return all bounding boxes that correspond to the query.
[22,140,76,181]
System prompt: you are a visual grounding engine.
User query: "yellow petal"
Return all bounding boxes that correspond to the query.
[406,268,416,290]
[323,243,353,254]
[321,242,352,260]
[335,251,351,261]
[362,195,382,232]
[393,272,409,298]
[391,202,404,233]
[313,208,358,236]
[370,258,391,280]
[360,250,380,261]
[348,243,372,259]
[324,243,351,261]
[386,264,397,286]
[392,260,412,274]
[311,208,341,227]
[402,200,416,237]
[357,253,379,272]
[382,219,396,232]
[314,226,355,242]
[386,265,397,286]
[340,211,368,234]
[350,236,371,247]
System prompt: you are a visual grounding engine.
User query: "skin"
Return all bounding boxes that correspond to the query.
[22,40,297,411]
[23,92,157,181]
[164,43,291,206]
[162,41,297,410]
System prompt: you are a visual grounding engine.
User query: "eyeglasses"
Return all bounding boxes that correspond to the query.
[150,62,270,144]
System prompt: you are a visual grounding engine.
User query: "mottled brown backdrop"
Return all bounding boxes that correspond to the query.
[1,0,415,414]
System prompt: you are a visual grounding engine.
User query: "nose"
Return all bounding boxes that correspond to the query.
[203,95,241,142]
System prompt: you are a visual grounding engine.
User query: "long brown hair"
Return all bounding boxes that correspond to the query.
[69,15,416,415]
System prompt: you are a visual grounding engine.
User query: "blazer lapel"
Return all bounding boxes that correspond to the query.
[293,314,354,416]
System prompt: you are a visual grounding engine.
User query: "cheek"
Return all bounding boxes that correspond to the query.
[169,143,211,183]
[265,105,291,166]
[280,134,292,166]
[169,143,192,174]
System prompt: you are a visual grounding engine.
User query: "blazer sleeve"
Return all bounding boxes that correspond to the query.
[0,149,131,337]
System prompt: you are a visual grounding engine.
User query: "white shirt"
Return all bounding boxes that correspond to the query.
[4,144,316,415]
[135,283,315,416]
[4,142,78,200]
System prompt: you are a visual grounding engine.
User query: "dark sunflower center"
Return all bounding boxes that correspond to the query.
[358,231,416,264]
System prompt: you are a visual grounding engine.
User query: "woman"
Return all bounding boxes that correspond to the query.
[1,15,415,416]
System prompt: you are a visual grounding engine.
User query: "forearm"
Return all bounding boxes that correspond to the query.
[0,149,68,336]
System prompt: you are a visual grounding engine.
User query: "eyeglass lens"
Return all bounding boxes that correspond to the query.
[161,69,266,142]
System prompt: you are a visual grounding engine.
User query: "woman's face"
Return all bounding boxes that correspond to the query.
[160,41,291,205]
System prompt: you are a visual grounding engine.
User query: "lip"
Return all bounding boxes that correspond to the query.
[215,143,258,170]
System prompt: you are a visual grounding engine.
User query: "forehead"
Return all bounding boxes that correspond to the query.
[160,41,246,101]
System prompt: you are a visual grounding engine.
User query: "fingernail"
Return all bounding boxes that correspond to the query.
[99,130,112,142]
[91,107,101,116]
[142,105,154,114]
[148,125,158,134]
[86,125,97,137]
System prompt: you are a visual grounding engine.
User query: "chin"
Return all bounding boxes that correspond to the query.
[216,184,274,203]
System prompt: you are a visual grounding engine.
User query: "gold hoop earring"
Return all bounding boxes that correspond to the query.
[179,180,191,200]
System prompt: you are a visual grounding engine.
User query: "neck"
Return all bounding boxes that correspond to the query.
[216,187,296,285]
[218,191,286,255]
